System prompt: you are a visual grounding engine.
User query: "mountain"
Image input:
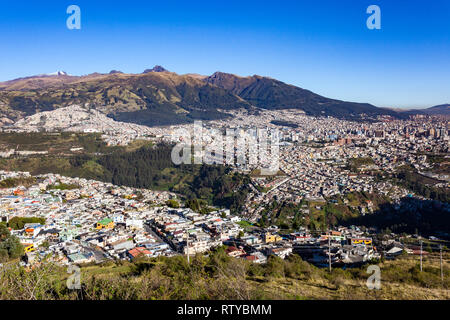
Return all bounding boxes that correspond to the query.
[0,67,414,126]
[143,65,169,73]
[46,71,69,76]
[0,68,251,126]
[423,104,450,116]
[205,72,400,119]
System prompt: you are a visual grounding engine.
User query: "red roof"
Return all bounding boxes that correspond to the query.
[128,247,150,258]
[412,250,429,255]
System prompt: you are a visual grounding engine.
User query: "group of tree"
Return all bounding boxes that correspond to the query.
[395,169,450,203]
[166,199,180,208]
[7,217,46,230]
[69,144,253,214]
[0,177,36,189]
[0,224,24,262]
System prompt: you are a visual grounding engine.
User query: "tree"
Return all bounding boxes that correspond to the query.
[185,198,200,212]
[166,199,180,208]
[0,226,24,261]
[0,224,10,240]
[7,217,45,230]
[0,248,8,263]
[40,241,50,249]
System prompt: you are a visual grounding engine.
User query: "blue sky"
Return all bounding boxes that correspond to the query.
[0,0,449,109]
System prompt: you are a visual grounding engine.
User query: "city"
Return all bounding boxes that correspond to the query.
[0,107,448,274]
[0,0,448,307]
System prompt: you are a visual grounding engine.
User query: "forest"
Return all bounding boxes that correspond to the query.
[69,144,252,213]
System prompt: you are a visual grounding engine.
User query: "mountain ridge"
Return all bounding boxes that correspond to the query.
[0,66,445,126]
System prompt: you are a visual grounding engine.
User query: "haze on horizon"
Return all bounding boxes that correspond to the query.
[0,0,449,110]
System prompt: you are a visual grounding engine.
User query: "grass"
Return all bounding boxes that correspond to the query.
[1,251,447,300]
[236,220,253,228]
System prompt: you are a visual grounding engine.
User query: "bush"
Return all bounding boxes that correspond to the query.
[284,254,315,279]
[264,255,285,278]
[0,224,24,261]
[8,217,46,230]
[166,199,180,208]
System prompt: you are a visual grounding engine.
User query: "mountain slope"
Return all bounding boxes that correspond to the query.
[0,70,252,126]
[423,104,450,116]
[205,72,399,119]
[0,67,410,126]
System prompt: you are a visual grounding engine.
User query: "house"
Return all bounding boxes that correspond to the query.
[37,228,60,242]
[350,237,372,245]
[240,235,260,245]
[68,252,94,264]
[228,216,241,222]
[292,233,311,243]
[226,246,246,258]
[111,214,125,224]
[64,243,81,255]
[96,218,114,230]
[184,240,209,255]
[267,247,292,259]
[59,228,78,242]
[264,232,282,244]
[126,219,143,230]
[412,249,429,256]
[385,246,403,257]
[111,240,135,251]
[245,252,267,264]
[127,247,151,260]
[23,243,35,253]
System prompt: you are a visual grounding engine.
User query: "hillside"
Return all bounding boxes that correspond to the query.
[0,67,406,126]
[0,70,251,126]
[424,104,450,116]
[204,72,401,120]
[0,249,448,300]
[0,137,252,214]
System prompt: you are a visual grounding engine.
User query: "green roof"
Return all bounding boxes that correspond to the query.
[98,218,113,225]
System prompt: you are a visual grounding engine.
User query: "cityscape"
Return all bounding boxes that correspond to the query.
[0,0,448,309]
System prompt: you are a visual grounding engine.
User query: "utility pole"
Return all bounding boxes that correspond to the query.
[440,245,443,282]
[186,232,190,264]
[328,230,331,273]
[420,240,423,272]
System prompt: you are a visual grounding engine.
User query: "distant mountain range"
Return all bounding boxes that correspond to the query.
[204,72,401,119]
[0,66,447,126]
[421,104,450,116]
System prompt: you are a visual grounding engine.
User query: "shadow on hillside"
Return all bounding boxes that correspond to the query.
[342,196,450,238]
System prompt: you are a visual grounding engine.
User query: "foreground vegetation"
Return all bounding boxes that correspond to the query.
[0,225,24,262]
[0,248,448,300]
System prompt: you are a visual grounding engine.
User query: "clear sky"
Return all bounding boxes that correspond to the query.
[0,0,449,109]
